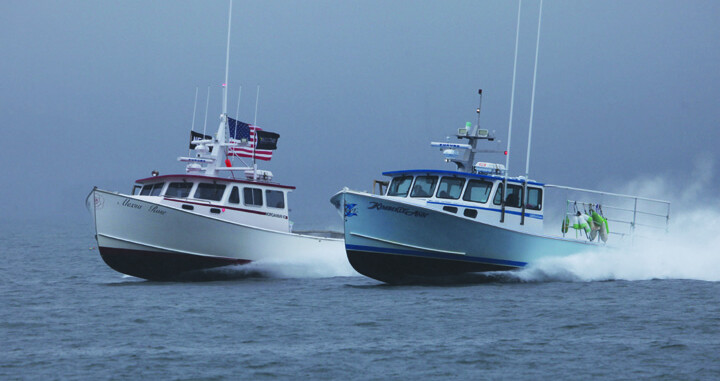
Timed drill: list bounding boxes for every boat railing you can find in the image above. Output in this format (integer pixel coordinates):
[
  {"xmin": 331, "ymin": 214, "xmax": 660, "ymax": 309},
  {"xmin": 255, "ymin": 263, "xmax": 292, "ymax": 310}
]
[{"xmin": 546, "ymin": 184, "xmax": 671, "ymax": 240}]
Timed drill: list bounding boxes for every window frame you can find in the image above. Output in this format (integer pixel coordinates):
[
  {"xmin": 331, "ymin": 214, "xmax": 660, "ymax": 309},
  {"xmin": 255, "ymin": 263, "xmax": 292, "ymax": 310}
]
[
  {"xmin": 462, "ymin": 179, "xmax": 494, "ymax": 204},
  {"xmin": 436, "ymin": 177, "xmax": 466, "ymax": 200},
  {"xmin": 194, "ymin": 183, "xmax": 227, "ymax": 202},
  {"xmin": 228, "ymin": 186, "xmax": 240, "ymax": 204},
  {"xmin": 493, "ymin": 183, "xmax": 523, "ymax": 208},
  {"xmin": 525, "ymin": 186, "xmax": 543, "ymax": 211},
  {"xmin": 165, "ymin": 182, "xmax": 193, "ymax": 198},
  {"xmin": 410, "ymin": 175, "xmax": 439, "ymax": 198},
  {"xmin": 387, "ymin": 176, "xmax": 414, "ymax": 197},
  {"xmin": 265, "ymin": 190, "xmax": 285, "ymax": 209},
  {"xmin": 243, "ymin": 187, "xmax": 263, "ymax": 207}
]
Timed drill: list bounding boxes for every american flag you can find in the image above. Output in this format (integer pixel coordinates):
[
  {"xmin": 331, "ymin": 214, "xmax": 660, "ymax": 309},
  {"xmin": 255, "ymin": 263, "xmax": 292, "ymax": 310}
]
[{"xmin": 227, "ymin": 117, "xmax": 273, "ymax": 161}]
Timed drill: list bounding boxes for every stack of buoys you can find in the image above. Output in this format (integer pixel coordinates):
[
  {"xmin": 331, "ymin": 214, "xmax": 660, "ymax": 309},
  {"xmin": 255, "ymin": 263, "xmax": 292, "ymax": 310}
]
[
  {"xmin": 591, "ymin": 209, "xmax": 609, "ymax": 242},
  {"xmin": 562, "ymin": 208, "xmax": 610, "ymax": 243}
]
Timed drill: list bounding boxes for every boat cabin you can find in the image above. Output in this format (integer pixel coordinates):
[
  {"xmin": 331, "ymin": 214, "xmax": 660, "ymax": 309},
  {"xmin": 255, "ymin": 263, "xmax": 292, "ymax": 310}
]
[
  {"xmin": 381, "ymin": 169, "xmax": 544, "ymax": 232},
  {"xmin": 131, "ymin": 174, "xmax": 295, "ymax": 232}
]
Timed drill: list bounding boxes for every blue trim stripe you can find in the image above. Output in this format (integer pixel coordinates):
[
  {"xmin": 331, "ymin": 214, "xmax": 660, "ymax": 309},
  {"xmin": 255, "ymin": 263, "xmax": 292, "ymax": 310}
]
[
  {"xmin": 427, "ymin": 201, "xmax": 543, "ymax": 220},
  {"xmin": 345, "ymin": 244, "xmax": 527, "ymax": 268}
]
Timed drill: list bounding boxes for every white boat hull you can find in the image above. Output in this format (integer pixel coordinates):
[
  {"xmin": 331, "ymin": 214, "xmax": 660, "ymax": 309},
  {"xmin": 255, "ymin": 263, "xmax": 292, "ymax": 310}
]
[
  {"xmin": 332, "ymin": 189, "xmax": 597, "ymax": 284},
  {"xmin": 88, "ymin": 188, "xmax": 344, "ymax": 280}
]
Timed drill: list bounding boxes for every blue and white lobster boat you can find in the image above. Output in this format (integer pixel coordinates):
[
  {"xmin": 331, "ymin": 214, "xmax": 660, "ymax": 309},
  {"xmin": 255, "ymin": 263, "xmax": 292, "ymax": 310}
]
[{"xmin": 331, "ymin": 90, "xmax": 670, "ymax": 284}]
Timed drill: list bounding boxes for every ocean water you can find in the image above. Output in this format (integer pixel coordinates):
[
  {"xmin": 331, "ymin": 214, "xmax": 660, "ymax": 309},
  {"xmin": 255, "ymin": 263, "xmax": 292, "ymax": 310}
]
[{"xmin": 2, "ymin": 219, "xmax": 720, "ymax": 380}]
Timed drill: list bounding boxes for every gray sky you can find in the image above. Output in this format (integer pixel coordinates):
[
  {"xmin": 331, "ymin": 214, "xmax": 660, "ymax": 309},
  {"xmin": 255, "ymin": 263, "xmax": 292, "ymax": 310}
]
[{"xmin": 2, "ymin": 0, "xmax": 719, "ymax": 228}]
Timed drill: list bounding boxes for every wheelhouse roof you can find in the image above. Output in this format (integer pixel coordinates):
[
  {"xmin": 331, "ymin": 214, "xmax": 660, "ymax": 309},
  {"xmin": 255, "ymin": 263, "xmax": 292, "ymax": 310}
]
[
  {"xmin": 382, "ymin": 169, "xmax": 545, "ymax": 187},
  {"xmin": 135, "ymin": 174, "xmax": 296, "ymax": 190}
]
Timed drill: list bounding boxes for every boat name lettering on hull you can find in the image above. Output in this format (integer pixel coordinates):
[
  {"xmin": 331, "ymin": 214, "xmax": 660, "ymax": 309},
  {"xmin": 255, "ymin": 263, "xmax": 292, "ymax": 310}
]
[
  {"xmin": 122, "ymin": 199, "xmax": 143, "ymax": 210},
  {"xmin": 367, "ymin": 202, "xmax": 428, "ymax": 218},
  {"xmin": 121, "ymin": 199, "xmax": 166, "ymax": 216},
  {"xmin": 148, "ymin": 205, "xmax": 167, "ymax": 215}
]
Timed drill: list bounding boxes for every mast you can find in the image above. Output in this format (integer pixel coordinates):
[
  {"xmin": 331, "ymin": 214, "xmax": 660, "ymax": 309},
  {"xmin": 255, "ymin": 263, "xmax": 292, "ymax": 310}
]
[{"xmin": 205, "ymin": 0, "xmax": 233, "ymax": 176}]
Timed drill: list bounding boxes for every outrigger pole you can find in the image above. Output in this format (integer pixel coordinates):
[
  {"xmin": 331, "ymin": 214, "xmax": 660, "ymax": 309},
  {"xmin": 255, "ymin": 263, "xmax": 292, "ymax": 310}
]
[
  {"xmin": 521, "ymin": 0, "xmax": 543, "ymax": 226},
  {"xmin": 502, "ymin": 0, "xmax": 523, "ymax": 224}
]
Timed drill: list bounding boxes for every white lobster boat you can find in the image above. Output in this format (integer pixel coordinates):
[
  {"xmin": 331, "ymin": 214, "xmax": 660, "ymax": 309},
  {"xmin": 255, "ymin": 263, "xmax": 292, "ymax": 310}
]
[
  {"xmin": 330, "ymin": 91, "xmax": 671, "ymax": 284},
  {"xmin": 86, "ymin": 1, "xmax": 343, "ymax": 280}
]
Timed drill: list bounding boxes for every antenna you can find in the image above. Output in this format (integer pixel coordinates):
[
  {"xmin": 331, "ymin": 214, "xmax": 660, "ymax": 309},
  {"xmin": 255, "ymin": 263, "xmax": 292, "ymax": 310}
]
[
  {"xmin": 254, "ymin": 85, "xmax": 260, "ymax": 125},
  {"xmin": 189, "ymin": 87, "xmax": 199, "ymax": 156},
  {"xmin": 502, "ymin": 0, "xmax": 522, "ymax": 223},
  {"xmin": 202, "ymin": 86, "xmax": 210, "ymax": 136},
  {"xmin": 235, "ymin": 85, "xmax": 242, "ymax": 118},
  {"xmin": 222, "ymin": 0, "xmax": 232, "ymax": 116},
  {"xmin": 476, "ymin": 88, "xmax": 483, "ymax": 130}
]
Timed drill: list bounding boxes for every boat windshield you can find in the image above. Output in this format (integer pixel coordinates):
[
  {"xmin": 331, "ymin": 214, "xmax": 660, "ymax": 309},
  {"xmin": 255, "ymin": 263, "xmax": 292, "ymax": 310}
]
[
  {"xmin": 140, "ymin": 183, "xmax": 164, "ymax": 196},
  {"xmin": 387, "ymin": 176, "xmax": 413, "ymax": 197},
  {"xmin": 410, "ymin": 176, "xmax": 438, "ymax": 198},
  {"xmin": 436, "ymin": 177, "xmax": 465, "ymax": 199}
]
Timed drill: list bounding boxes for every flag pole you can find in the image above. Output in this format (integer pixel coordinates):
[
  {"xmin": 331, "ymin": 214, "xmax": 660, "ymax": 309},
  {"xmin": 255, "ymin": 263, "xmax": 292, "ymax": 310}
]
[{"xmin": 252, "ymin": 85, "xmax": 260, "ymax": 173}]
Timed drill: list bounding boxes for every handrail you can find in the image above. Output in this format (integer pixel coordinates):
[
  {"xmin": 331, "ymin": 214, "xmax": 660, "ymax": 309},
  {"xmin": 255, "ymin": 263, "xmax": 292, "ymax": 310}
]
[{"xmin": 545, "ymin": 184, "xmax": 670, "ymax": 205}]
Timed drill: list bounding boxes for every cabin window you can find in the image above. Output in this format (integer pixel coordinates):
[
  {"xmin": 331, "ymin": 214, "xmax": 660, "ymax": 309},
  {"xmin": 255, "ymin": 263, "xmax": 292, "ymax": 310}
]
[
  {"xmin": 228, "ymin": 186, "xmax": 240, "ymax": 204},
  {"xmin": 165, "ymin": 182, "xmax": 192, "ymax": 198},
  {"xmin": 410, "ymin": 176, "xmax": 438, "ymax": 198},
  {"xmin": 194, "ymin": 183, "xmax": 226, "ymax": 201},
  {"xmin": 387, "ymin": 176, "xmax": 413, "ymax": 197},
  {"xmin": 266, "ymin": 190, "xmax": 285, "ymax": 209},
  {"xmin": 493, "ymin": 183, "xmax": 523, "ymax": 208},
  {"xmin": 463, "ymin": 179, "xmax": 493, "ymax": 203},
  {"xmin": 526, "ymin": 187, "xmax": 543, "ymax": 210},
  {"xmin": 244, "ymin": 187, "xmax": 263, "ymax": 206},
  {"xmin": 436, "ymin": 177, "xmax": 465, "ymax": 199}
]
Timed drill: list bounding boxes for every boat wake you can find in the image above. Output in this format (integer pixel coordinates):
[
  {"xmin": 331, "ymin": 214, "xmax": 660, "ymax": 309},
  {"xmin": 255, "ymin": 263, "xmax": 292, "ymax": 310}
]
[
  {"xmin": 243, "ymin": 251, "xmax": 358, "ymax": 279},
  {"xmin": 512, "ymin": 198, "xmax": 720, "ymax": 283},
  {"xmin": 167, "ymin": 249, "xmax": 358, "ymax": 281}
]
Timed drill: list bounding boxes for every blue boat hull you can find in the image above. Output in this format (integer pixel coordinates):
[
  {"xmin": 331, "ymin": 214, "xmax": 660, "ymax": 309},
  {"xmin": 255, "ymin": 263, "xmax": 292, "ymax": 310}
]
[{"xmin": 333, "ymin": 190, "xmax": 596, "ymax": 284}]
